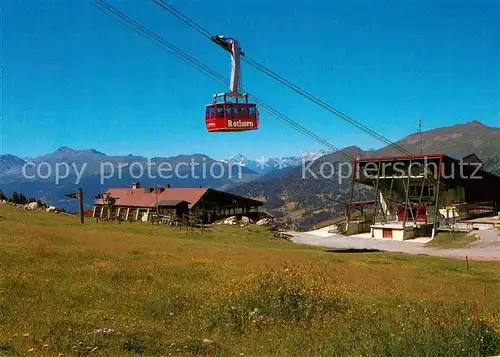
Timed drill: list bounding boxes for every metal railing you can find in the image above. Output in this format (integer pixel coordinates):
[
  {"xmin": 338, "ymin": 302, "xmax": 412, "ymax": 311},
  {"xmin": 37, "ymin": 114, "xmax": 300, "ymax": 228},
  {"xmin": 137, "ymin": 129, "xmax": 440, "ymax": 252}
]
[{"xmin": 150, "ymin": 213, "xmax": 204, "ymax": 235}]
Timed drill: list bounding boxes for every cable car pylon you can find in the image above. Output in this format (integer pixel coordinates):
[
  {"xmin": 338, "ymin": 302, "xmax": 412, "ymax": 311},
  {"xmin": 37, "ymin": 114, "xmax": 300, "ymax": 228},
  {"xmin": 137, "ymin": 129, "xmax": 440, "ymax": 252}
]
[{"xmin": 205, "ymin": 35, "xmax": 259, "ymax": 132}]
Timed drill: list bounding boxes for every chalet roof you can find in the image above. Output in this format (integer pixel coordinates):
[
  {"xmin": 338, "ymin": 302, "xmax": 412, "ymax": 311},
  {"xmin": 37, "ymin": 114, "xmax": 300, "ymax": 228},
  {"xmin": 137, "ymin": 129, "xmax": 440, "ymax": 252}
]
[
  {"xmin": 94, "ymin": 188, "xmax": 208, "ymax": 208},
  {"xmin": 94, "ymin": 187, "xmax": 263, "ymax": 209},
  {"xmin": 156, "ymin": 200, "xmax": 189, "ymax": 207}
]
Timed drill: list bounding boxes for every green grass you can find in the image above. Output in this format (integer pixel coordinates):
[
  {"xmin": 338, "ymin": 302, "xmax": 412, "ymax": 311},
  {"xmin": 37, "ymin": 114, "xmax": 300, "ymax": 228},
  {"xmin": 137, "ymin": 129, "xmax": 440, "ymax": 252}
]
[
  {"xmin": 426, "ymin": 232, "xmax": 478, "ymax": 249},
  {"xmin": 0, "ymin": 204, "xmax": 499, "ymax": 356}
]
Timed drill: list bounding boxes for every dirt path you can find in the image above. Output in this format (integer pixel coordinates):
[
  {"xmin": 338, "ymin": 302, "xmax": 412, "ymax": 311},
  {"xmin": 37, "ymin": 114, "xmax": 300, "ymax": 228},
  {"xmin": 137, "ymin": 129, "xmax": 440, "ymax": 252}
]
[{"xmin": 287, "ymin": 228, "xmax": 500, "ymax": 261}]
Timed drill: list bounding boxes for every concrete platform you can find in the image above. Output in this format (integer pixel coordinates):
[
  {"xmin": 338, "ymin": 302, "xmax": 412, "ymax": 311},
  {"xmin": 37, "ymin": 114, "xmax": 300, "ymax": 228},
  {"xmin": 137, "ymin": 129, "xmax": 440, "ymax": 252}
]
[
  {"xmin": 287, "ymin": 228, "xmax": 500, "ymax": 260},
  {"xmin": 457, "ymin": 216, "xmax": 500, "ymax": 230}
]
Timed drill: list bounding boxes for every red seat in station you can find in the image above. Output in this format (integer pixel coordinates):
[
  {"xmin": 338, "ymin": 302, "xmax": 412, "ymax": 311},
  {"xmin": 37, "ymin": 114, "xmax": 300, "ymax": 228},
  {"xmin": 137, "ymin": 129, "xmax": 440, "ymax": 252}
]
[{"xmin": 205, "ymin": 102, "xmax": 259, "ymax": 132}]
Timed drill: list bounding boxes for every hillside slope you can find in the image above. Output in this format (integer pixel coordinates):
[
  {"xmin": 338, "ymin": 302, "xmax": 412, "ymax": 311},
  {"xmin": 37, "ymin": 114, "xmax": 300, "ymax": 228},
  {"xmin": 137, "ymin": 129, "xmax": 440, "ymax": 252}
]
[
  {"xmin": 0, "ymin": 204, "xmax": 499, "ymax": 356},
  {"xmin": 375, "ymin": 121, "xmax": 500, "ymax": 160}
]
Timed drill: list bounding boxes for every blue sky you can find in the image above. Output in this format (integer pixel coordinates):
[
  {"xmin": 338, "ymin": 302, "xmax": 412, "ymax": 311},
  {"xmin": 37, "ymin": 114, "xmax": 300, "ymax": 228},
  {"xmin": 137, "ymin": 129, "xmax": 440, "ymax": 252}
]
[{"xmin": 1, "ymin": 0, "xmax": 499, "ymax": 160}]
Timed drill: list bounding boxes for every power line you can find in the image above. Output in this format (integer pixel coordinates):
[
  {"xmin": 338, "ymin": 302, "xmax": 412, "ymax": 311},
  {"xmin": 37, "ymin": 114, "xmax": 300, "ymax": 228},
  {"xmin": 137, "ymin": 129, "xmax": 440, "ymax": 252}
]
[
  {"xmin": 90, "ymin": 0, "xmax": 354, "ymax": 162},
  {"xmin": 152, "ymin": 0, "xmax": 414, "ymax": 157},
  {"xmin": 152, "ymin": 0, "xmax": 212, "ymax": 40},
  {"xmin": 242, "ymin": 56, "xmax": 414, "ymax": 156}
]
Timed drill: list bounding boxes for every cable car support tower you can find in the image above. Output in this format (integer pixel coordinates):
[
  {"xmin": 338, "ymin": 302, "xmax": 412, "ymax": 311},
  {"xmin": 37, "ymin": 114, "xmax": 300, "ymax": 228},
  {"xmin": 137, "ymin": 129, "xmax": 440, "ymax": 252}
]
[{"xmin": 212, "ymin": 35, "xmax": 248, "ymax": 104}]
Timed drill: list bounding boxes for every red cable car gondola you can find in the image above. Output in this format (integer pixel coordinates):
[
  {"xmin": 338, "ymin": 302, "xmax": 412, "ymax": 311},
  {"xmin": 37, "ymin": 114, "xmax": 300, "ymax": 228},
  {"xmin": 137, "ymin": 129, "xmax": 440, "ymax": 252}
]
[
  {"xmin": 205, "ymin": 35, "xmax": 259, "ymax": 132},
  {"xmin": 205, "ymin": 96, "xmax": 258, "ymax": 132}
]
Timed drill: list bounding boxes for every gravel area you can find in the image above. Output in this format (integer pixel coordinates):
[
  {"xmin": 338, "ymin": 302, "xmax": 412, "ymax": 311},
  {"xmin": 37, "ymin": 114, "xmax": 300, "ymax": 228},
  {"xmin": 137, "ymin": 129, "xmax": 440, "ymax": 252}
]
[{"xmin": 287, "ymin": 228, "xmax": 500, "ymax": 261}]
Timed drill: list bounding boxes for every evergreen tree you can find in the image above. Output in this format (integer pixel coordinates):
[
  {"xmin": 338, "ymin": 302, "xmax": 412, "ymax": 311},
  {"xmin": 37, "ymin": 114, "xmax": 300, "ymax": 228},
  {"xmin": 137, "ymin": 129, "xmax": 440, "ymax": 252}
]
[
  {"xmin": 10, "ymin": 192, "xmax": 20, "ymax": 204},
  {"xmin": 103, "ymin": 193, "xmax": 117, "ymax": 220},
  {"xmin": 18, "ymin": 194, "xmax": 28, "ymax": 205},
  {"xmin": 0, "ymin": 189, "xmax": 6, "ymax": 201}
]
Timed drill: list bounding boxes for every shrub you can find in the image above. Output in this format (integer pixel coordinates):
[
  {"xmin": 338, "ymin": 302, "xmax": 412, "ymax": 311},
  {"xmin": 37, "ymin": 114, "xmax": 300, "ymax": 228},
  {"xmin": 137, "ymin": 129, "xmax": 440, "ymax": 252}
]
[
  {"xmin": 122, "ymin": 335, "xmax": 146, "ymax": 354},
  {"xmin": 204, "ymin": 263, "xmax": 346, "ymax": 335}
]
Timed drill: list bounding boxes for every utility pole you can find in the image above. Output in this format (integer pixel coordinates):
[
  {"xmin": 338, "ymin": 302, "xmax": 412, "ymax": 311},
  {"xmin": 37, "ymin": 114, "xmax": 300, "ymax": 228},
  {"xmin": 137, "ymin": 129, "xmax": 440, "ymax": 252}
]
[
  {"xmin": 418, "ymin": 115, "xmax": 423, "ymax": 155},
  {"xmin": 78, "ymin": 187, "xmax": 84, "ymax": 224},
  {"xmin": 65, "ymin": 187, "xmax": 85, "ymax": 224},
  {"xmin": 155, "ymin": 185, "xmax": 159, "ymax": 218}
]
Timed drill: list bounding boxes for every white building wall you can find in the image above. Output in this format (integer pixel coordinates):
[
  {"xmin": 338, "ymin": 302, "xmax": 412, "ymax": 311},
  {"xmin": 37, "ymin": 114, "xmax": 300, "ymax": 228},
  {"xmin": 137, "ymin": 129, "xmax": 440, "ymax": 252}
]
[{"xmin": 370, "ymin": 226, "xmax": 415, "ymax": 241}]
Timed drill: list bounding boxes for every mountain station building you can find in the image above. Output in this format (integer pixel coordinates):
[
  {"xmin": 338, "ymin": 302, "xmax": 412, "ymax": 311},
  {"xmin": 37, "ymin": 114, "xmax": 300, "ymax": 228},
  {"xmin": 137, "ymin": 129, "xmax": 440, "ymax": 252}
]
[
  {"xmin": 348, "ymin": 153, "xmax": 500, "ymax": 240},
  {"xmin": 93, "ymin": 183, "xmax": 263, "ymax": 223}
]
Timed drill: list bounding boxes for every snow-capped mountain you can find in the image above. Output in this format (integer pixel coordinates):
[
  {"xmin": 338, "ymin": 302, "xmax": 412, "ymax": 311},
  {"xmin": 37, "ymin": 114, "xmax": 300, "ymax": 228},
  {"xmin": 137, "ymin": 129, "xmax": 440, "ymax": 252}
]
[
  {"xmin": 220, "ymin": 154, "xmax": 262, "ymax": 172},
  {"xmin": 297, "ymin": 151, "xmax": 324, "ymax": 161},
  {"xmin": 222, "ymin": 152, "xmax": 324, "ymax": 174},
  {"xmin": 222, "ymin": 153, "xmax": 248, "ymax": 166}
]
